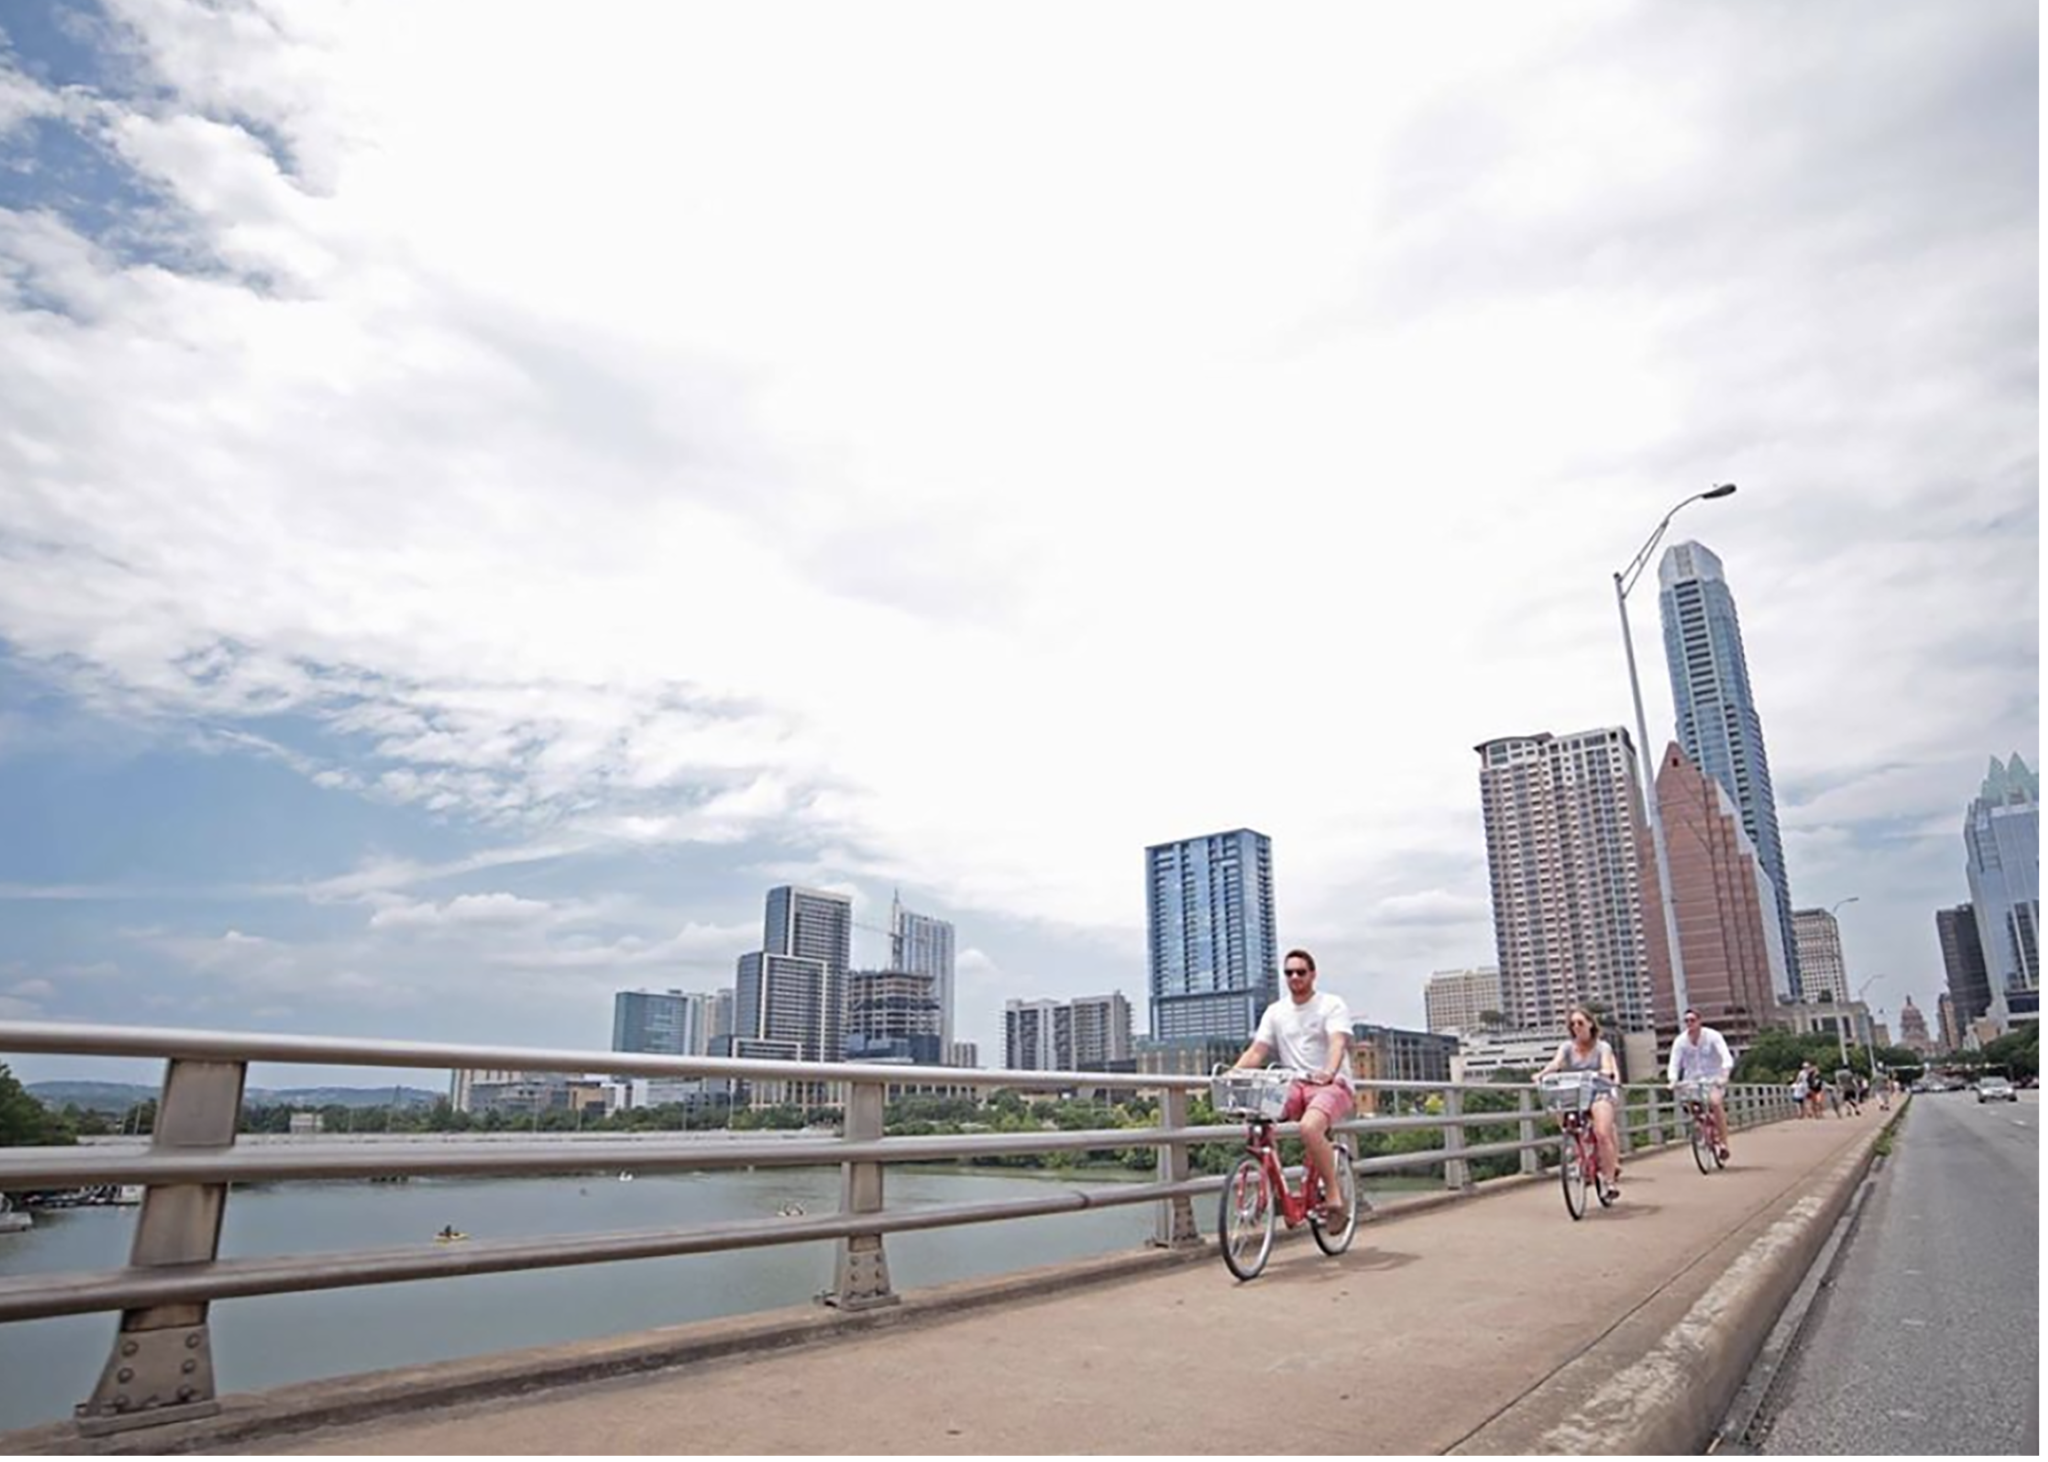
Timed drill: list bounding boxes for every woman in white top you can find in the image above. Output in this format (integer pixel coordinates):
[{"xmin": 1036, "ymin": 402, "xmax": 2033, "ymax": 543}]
[{"xmin": 1536, "ymin": 1006, "xmax": 1623, "ymax": 1200}]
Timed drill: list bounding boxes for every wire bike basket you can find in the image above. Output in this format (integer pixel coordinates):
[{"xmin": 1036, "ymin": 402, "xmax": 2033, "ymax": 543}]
[
  {"xmin": 1672, "ymin": 1078, "xmax": 1714, "ymax": 1108},
  {"xmin": 1210, "ymin": 1067, "xmax": 1297, "ymax": 1120},
  {"xmin": 1537, "ymin": 1072, "xmax": 1608, "ymax": 1115}
]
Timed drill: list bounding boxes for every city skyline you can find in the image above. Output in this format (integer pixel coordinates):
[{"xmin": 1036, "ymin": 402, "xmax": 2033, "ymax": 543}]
[{"xmin": 0, "ymin": 3, "xmax": 2034, "ymax": 1086}]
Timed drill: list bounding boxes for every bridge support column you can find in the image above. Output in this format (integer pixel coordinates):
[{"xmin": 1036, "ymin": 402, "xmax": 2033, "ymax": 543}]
[
  {"xmin": 827, "ymin": 1079, "xmax": 898, "ymax": 1312},
  {"xmin": 1151, "ymin": 1088, "xmax": 1200, "ymax": 1248},
  {"xmin": 1442, "ymin": 1089, "xmax": 1469, "ymax": 1191},
  {"xmin": 1517, "ymin": 1088, "xmax": 1538, "ymax": 1175},
  {"xmin": 76, "ymin": 1057, "xmax": 244, "ymax": 1437}
]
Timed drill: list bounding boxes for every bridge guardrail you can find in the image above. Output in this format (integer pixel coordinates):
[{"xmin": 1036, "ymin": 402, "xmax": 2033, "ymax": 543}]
[{"xmin": 0, "ymin": 1020, "xmax": 1796, "ymax": 1437}]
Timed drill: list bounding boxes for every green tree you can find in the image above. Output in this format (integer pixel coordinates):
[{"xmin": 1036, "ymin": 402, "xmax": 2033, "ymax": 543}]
[{"xmin": 0, "ymin": 1064, "xmax": 77, "ymax": 1146}]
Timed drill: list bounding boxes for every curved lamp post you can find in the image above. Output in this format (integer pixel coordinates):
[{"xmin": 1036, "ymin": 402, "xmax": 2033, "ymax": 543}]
[
  {"xmin": 1829, "ymin": 897, "xmax": 1861, "ymax": 1068},
  {"xmin": 1614, "ymin": 483, "xmax": 1738, "ymax": 1033}
]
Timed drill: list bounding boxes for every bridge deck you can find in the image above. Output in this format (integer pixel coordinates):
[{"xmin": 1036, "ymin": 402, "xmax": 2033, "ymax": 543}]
[{"xmin": 217, "ymin": 1109, "xmax": 1889, "ymax": 1456}]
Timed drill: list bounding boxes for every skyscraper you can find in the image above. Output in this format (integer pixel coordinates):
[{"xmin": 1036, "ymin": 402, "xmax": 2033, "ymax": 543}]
[
  {"xmin": 1639, "ymin": 744, "xmax": 1789, "ymax": 1044},
  {"xmin": 727, "ymin": 886, "xmax": 854, "ymax": 1063},
  {"xmin": 1004, "ymin": 998, "xmax": 1063, "ymax": 1071},
  {"xmin": 612, "ymin": 989, "xmax": 711, "ymax": 1057},
  {"xmin": 1657, "ymin": 541, "xmax": 1800, "ymax": 994},
  {"xmin": 1144, "ymin": 828, "xmax": 1278, "ymax": 1041},
  {"xmin": 1423, "ymin": 966, "xmax": 1504, "ymax": 1035},
  {"xmin": 1936, "ymin": 902, "xmax": 1993, "ymax": 1028},
  {"xmin": 1790, "ymin": 909, "xmax": 1850, "ymax": 1003},
  {"xmin": 1068, "ymin": 993, "xmax": 1134, "ymax": 1069},
  {"xmin": 843, "ymin": 968, "xmax": 943, "ymax": 1065},
  {"xmin": 1476, "ymin": 728, "xmax": 1655, "ymax": 1036},
  {"xmin": 1965, "ymin": 754, "xmax": 2040, "ymax": 1026},
  {"xmin": 890, "ymin": 893, "xmax": 957, "ymax": 1048}
]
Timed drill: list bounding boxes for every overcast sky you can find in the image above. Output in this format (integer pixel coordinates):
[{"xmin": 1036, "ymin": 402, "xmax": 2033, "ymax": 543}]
[{"xmin": 0, "ymin": 0, "xmax": 2036, "ymax": 1089}]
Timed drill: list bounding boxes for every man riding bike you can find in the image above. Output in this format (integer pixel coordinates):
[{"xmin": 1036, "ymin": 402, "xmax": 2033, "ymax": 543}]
[
  {"xmin": 1667, "ymin": 1007, "xmax": 1732, "ymax": 1163},
  {"xmin": 1230, "ymin": 949, "xmax": 1355, "ymax": 1235}
]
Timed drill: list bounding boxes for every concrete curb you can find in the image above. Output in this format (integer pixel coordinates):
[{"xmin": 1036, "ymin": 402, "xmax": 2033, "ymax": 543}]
[{"xmin": 1449, "ymin": 1102, "xmax": 1901, "ymax": 1456}]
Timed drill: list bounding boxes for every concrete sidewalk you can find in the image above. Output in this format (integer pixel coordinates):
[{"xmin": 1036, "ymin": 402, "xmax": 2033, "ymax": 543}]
[
  {"xmin": 12, "ymin": 1107, "xmax": 1894, "ymax": 1456},
  {"xmin": 265, "ymin": 1110, "xmax": 1890, "ymax": 1456}
]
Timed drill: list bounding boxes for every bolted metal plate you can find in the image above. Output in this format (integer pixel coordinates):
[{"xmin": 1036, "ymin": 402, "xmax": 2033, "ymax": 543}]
[
  {"xmin": 827, "ymin": 1238, "xmax": 899, "ymax": 1311},
  {"xmin": 75, "ymin": 1323, "xmax": 220, "ymax": 1436}
]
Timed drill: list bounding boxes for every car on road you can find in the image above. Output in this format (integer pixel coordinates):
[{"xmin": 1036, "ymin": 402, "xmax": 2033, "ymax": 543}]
[{"xmin": 1975, "ymin": 1077, "xmax": 2017, "ymax": 1103}]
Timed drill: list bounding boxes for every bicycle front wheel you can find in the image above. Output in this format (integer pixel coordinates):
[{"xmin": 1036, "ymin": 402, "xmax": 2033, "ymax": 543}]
[
  {"xmin": 1219, "ymin": 1157, "xmax": 1277, "ymax": 1280},
  {"xmin": 1560, "ymin": 1136, "xmax": 1588, "ymax": 1220},
  {"xmin": 1311, "ymin": 1140, "xmax": 1358, "ymax": 1256},
  {"xmin": 1691, "ymin": 1112, "xmax": 1713, "ymax": 1174}
]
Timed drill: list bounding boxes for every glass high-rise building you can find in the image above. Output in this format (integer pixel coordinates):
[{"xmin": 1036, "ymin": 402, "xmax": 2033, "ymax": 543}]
[
  {"xmin": 890, "ymin": 893, "xmax": 956, "ymax": 1048},
  {"xmin": 729, "ymin": 885, "xmax": 854, "ymax": 1062},
  {"xmin": 1145, "ymin": 828, "xmax": 1278, "ymax": 1041},
  {"xmin": 1937, "ymin": 901, "xmax": 1993, "ymax": 1029},
  {"xmin": 1965, "ymin": 754, "xmax": 2039, "ymax": 1026},
  {"xmin": 1658, "ymin": 541, "xmax": 1800, "ymax": 994},
  {"xmin": 612, "ymin": 988, "xmax": 710, "ymax": 1057}
]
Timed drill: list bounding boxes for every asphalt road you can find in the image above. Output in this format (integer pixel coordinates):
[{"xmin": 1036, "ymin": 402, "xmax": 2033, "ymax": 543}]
[{"xmin": 1754, "ymin": 1090, "xmax": 2038, "ymax": 1455}]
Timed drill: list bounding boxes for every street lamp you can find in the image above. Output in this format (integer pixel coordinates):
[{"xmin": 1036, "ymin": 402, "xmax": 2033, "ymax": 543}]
[
  {"xmin": 1615, "ymin": 483, "xmax": 1738, "ymax": 1034},
  {"xmin": 1828, "ymin": 897, "xmax": 1861, "ymax": 1069}
]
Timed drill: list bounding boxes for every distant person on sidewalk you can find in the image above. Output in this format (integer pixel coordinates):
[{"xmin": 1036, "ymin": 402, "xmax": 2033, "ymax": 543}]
[
  {"xmin": 1667, "ymin": 1008, "xmax": 1733, "ymax": 1162},
  {"xmin": 1537, "ymin": 1007, "xmax": 1623, "ymax": 1202},
  {"xmin": 1231, "ymin": 948, "xmax": 1354, "ymax": 1234}
]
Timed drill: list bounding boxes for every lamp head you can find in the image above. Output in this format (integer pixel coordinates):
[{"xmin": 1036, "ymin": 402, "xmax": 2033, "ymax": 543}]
[{"xmin": 1703, "ymin": 483, "xmax": 1737, "ymax": 500}]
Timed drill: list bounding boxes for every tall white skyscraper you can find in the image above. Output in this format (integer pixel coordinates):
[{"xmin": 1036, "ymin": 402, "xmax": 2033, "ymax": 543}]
[
  {"xmin": 890, "ymin": 892, "xmax": 957, "ymax": 1048},
  {"xmin": 1476, "ymin": 728, "xmax": 1655, "ymax": 1036}
]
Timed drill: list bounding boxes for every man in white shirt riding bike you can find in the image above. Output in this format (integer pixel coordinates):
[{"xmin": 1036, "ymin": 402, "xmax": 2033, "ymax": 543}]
[
  {"xmin": 1231, "ymin": 948, "xmax": 1355, "ymax": 1234},
  {"xmin": 1667, "ymin": 1007, "xmax": 1733, "ymax": 1162}
]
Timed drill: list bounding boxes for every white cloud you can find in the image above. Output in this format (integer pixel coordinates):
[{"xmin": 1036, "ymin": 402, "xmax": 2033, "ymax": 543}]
[{"xmin": 0, "ymin": 1, "xmax": 2034, "ymax": 1047}]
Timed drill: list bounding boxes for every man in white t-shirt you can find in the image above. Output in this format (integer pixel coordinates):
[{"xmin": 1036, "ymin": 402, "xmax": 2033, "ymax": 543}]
[
  {"xmin": 1667, "ymin": 1007, "xmax": 1733, "ymax": 1161},
  {"xmin": 1232, "ymin": 948, "xmax": 1354, "ymax": 1231}
]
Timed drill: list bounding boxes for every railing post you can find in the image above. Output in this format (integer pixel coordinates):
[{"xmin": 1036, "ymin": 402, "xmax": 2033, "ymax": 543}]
[
  {"xmin": 76, "ymin": 1057, "xmax": 244, "ymax": 1436},
  {"xmin": 1646, "ymin": 1086, "xmax": 1664, "ymax": 1147},
  {"xmin": 1442, "ymin": 1088, "xmax": 1469, "ymax": 1191},
  {"xmin": 1152, "ymin": 1087, "xmax": 1200, "ymax": 1248},
  {"xmin": 827, "ymin": 1077, "xmax": 897, "ymax": 1311},
  {"xmin": 1517, "ymin": 1087, "xmax": 1538, "ymax": 1175}
]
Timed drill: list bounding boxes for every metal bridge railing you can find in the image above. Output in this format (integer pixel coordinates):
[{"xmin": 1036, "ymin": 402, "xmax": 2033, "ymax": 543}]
[{"xmin": 0, "ymin": 1020, "xmax": 1797, "ymax": 1437}]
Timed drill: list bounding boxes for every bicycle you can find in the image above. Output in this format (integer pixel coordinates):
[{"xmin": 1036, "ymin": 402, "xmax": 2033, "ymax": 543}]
[
  {"xmin": 1672, "ymin": 1078, "xmax": 1727, "ymax": 1173},
  {"xmin": 1537, "ymin": 1072, "xmax": 1618, "ymax": 1221},
  {"xmin": 1210, "ymin": 1067, "xmax": 1358, "ymax": 1281}
]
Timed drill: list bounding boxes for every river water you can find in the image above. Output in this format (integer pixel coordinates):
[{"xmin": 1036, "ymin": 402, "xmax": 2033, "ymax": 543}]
[{"xmin": 0, "ymin": 1167, "xmax": 1164, "ymax": 1432}]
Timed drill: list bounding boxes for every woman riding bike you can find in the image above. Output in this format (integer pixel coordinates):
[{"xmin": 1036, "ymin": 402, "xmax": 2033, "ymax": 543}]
[{"xmin": 1536, "ymin": 1006, "xmax": 1623, "ymax": 1202}]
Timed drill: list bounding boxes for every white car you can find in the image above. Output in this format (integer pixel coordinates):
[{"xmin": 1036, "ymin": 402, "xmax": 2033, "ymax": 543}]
[{"xmin": 1976, "ymin": 1077, "xmax": 2017, "ymax": 1104}]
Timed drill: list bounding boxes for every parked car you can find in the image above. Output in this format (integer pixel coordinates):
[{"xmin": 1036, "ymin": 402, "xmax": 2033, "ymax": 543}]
[{"xmin": 1976, "ymin": 1077, "xmax": 2017, "ymax": 1103}]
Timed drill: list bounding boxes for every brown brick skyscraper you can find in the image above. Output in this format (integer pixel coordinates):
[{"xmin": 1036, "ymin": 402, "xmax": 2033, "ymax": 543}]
[{"xmin": 1637, "ymin": 743, "xmax": 1789, "ymax": 1045}]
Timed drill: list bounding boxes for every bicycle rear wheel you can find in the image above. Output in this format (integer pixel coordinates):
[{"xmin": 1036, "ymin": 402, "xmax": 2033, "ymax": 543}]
[
  {"xmin": 1560, "ymin": 1135, "xmax": 1588, "ymax": 1220},
  {"xmin": 1691, "ymin": 1111, "xmax": 1713, "ymax": 1174},
  {"xmin": 1311, "ymin": 1140, "xmax": 1358, "ymax": 1256},
  {"xmin": 1219, "ymin": 1156, "xmax": 1276, "ymax": 1280}
]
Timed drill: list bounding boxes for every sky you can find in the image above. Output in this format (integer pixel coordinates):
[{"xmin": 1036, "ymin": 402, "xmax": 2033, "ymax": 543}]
[{"xmin": 0, "ymin": 0, "xmax": 2037, "ymax": 1091}]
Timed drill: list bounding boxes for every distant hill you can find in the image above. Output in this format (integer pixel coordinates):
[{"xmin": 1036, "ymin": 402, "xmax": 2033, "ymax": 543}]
[{"xmin": 29, "ymin": 1081, "xmax": 443, "ymax": 1113}]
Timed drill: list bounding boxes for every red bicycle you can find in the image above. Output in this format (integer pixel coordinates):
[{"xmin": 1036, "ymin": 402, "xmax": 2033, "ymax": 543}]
[
  {"xmin": 1211, "ymin": 1067, "xmax": 1358, "ymax": 1280},
  {"xmin": 1539, "ymin": 1073, "xmax": 1618, "ymax": 1221},
  {"xmin": 1674, "ymin": 1078, "xmax": 1728, "ymax": 1173}
]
